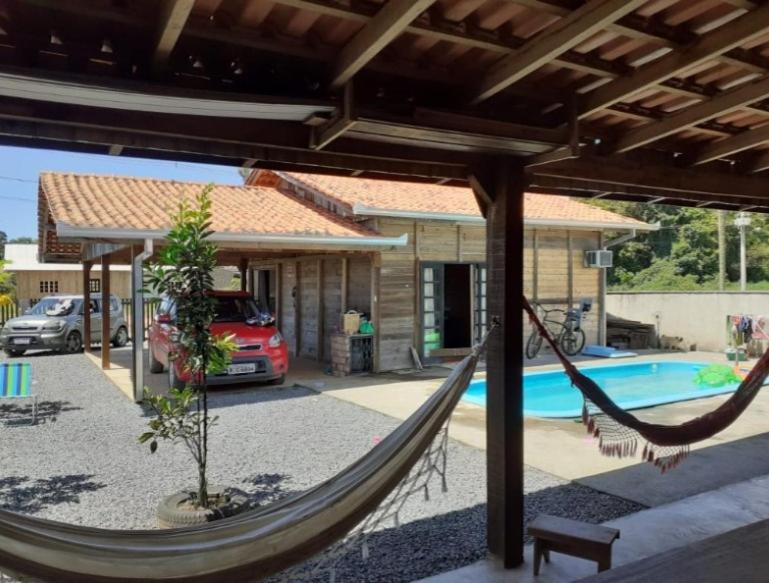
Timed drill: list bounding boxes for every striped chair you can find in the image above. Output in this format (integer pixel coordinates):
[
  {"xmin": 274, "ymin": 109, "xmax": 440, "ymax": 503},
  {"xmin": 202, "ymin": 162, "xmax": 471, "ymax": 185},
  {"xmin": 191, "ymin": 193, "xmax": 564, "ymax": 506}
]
[{"xmin": 0, "ymin": 362, "xmax": 36, "ymax": 424}]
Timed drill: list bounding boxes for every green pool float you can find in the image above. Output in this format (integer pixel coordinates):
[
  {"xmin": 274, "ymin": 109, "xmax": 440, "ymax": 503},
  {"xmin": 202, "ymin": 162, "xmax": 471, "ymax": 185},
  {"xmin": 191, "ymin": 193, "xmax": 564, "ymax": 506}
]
[{"xmin": 694, "ymin": 364, "xmax": 743, "ymax": 388}]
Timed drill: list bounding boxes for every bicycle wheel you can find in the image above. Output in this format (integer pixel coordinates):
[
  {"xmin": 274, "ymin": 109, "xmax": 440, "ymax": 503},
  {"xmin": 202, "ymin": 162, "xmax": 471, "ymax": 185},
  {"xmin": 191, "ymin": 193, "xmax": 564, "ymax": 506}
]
[
  {"xmin": 560, "ymin": 328, "xmax": 586, "ymax": 356},
  {"xmin": 525, "ymin": 329, "xmax": 543, "ymax": 359}
]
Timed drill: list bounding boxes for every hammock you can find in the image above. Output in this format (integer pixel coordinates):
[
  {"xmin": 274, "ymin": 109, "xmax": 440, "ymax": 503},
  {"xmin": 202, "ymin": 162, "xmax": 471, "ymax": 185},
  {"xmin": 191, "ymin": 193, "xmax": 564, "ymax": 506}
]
[
  {"xmin": 0, "ymin": 339, "xmax": 487, "ymax": 583},
  {"xmin": 523, "ymin": 296, "xmax": 769, "ymax": 471}
]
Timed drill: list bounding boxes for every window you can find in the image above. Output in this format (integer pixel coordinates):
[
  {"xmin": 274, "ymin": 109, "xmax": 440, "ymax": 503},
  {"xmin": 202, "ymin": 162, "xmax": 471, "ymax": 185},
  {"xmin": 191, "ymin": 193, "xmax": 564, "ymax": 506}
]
[
  {"xmin": 39, "ymin": 280, "xmax": 59, "ymax": 294},
  {"xmin": 89, "ymin": 279, "xmax": 101, "ymax": 293}
]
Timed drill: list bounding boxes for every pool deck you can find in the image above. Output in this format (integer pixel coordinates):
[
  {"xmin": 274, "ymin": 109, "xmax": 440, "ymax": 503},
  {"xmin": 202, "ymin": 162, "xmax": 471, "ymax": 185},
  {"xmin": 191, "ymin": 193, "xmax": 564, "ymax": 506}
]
[{"xmin": 310, "ymin": 349, "xmax": 769, "ymax": 505}]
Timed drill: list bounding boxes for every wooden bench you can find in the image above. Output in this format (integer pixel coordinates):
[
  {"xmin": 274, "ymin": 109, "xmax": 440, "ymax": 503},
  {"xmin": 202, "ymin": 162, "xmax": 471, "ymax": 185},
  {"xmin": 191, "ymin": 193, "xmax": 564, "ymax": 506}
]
[{"xmin": 528, "ymin": 515, "xmax": 620, "ymax": 575}]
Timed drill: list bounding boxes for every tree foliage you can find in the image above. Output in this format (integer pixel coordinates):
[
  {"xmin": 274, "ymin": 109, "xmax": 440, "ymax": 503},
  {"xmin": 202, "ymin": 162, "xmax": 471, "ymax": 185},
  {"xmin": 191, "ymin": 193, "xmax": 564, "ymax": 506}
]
[
  {"xmin": 589, "ymin": 200, "xmax": 769, "ymax": 291},
  {"xmin": 140, "ymin": 185, "xmax": 236, "ymax": 509}
]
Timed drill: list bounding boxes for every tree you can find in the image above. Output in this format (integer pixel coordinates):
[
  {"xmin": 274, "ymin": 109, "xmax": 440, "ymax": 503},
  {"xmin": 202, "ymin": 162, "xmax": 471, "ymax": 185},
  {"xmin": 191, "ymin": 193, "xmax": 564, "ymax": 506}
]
[
  {"xmin": 0, "ymin": 259, "xmax": 13, "ymax": 306},
  {"xmin": 0, "ymin": 230, "xmax": 6, "ymax": 259},
  {"xmin": 9, "ymin": 236, "xmax": 37, "ymax": 244},
  {"xmin": 140, "ymin": 186, "xmax": 237, "ymax": 509}
]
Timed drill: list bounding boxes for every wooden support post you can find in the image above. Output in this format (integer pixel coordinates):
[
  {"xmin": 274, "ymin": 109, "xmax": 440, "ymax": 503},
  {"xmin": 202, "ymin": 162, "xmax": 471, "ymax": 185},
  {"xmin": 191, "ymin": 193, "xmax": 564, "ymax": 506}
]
[
  {"xmin": 317, "ymin": 259, "xmax": 324, "ymax": 362},
  {"xmin": 295, "ymin": 261, "xmax": 302, "ymax": 357},
  {"xmin": 240, "ymin": 258, "xmax": 248, "ymax": 292},
  {"xmin": 82, "ymin": 260, "xmax": 92, "ymax": 353},
  {"xmin": 566, "ymin": 231, "xmax": 574, "ymax": 310},
  {"xmin": 474, "ymin": 161, "xmax": 526, "ymax": 568},
  {"xmin": 101, "ymin": 254, "xmax": 111, "ymax": 370},
  {"xmin": 340, "ymin": 257, "xmax": 349, "ymax": 314}
]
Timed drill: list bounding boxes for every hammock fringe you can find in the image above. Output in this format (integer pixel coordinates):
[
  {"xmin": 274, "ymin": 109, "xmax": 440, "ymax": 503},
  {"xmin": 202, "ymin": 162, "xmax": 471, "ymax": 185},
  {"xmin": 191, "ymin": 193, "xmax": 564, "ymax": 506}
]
[{"xmin": 524, "ymin": 295, "xmax": 769, "ymax": 473}]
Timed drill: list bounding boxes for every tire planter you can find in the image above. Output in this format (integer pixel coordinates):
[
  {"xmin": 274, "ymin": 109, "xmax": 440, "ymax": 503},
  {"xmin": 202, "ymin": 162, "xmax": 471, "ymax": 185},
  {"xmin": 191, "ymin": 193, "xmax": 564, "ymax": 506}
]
[{"xmin": 157, "ymin": 486, "xmax": 248, "ymax": 528}]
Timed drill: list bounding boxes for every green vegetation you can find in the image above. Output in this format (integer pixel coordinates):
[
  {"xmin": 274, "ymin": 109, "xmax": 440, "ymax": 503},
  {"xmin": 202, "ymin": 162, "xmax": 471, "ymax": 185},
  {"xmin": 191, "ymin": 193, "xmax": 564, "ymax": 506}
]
[
  {"xmin": 140, "ymin": 186, "xmax": 237, "ymax": 510},
  {"xmin": 590, "ymin": 201, "xmax": 769, "ymax": 291}
]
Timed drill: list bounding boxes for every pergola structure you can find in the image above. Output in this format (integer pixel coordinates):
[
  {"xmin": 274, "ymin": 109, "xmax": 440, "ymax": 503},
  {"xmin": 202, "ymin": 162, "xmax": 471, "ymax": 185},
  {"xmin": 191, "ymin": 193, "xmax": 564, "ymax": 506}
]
[{"xmin": 6, "ymin": 0, "xmax": 769, "ymax": 571}]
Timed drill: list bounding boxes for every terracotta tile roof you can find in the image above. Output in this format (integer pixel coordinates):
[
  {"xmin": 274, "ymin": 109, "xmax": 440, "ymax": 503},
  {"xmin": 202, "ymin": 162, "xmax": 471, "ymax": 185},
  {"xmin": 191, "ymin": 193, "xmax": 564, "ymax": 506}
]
[
  {"xmin": 39, "ymin": 172, "xmax": 377, "ymax": 238},
  {"xmin": 276, "ymin": 172, "xmax": 651, "ymax": 228}
]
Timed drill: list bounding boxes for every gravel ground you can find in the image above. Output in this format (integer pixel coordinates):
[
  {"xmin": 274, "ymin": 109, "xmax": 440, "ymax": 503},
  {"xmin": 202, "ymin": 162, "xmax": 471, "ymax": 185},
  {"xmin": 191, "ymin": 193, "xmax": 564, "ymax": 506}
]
[{"xmin": 0, "ymin": 350, "xmax": 644, "ymax": 582}]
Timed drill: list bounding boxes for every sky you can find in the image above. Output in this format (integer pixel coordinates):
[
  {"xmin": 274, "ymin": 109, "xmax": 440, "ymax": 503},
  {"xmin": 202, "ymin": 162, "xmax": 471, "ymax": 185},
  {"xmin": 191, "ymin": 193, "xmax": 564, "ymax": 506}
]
[{"xmin": 0, "ymin": 145, "xmax": 243, "ymax": 239}]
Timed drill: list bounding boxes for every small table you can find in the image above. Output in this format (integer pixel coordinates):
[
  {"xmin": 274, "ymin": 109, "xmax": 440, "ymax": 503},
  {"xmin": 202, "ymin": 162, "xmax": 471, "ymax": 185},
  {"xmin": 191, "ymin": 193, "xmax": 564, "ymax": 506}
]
[{"xmin": 528, "ymin": 515, "xmax": 620, "ymax": 575}]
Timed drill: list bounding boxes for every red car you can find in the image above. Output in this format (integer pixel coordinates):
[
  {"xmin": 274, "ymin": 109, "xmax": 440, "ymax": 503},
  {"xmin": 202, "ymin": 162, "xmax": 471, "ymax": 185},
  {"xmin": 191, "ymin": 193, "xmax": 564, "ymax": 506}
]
[{"xmin": 148, "ymin": 291, "xmax": 288, "ymax": 389}]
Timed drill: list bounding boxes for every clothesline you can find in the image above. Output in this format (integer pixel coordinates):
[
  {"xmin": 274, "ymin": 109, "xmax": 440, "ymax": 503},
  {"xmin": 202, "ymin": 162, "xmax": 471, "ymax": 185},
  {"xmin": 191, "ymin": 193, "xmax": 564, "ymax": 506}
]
[{"xmin": 728, "ymin": 314, "xmax": 769, "ymax": 343}]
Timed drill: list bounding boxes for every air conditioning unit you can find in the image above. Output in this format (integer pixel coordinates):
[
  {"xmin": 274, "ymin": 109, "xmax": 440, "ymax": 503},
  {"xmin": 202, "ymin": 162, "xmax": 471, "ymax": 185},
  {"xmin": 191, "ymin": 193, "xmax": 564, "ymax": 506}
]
[{"xmin": 584, "ymin": 249, "xmax": 613, "ymax": 268}]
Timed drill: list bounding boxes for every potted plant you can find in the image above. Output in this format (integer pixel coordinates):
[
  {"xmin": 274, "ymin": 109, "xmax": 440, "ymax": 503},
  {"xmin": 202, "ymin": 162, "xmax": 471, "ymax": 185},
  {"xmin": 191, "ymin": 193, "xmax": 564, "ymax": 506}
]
[{"xmin": 140, "ymin": 185, "xmax": 244, "ymax": 528}]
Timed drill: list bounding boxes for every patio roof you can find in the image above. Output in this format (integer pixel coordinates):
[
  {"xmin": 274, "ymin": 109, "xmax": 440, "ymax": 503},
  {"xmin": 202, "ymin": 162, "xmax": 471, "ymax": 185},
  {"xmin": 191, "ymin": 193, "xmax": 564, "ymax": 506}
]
[
  {"xmin": 0, "ymin": 2, "xmax": 769, "ymax": 209},
  {"xmin": 37, "ymin": 172, "xmax": 407, "ymax": 262}
]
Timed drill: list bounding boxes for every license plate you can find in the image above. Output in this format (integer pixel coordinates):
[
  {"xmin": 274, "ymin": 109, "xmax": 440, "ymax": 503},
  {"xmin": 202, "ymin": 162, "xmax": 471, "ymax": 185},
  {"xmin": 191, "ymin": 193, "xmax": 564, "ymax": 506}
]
[
  {"xmin": 227, "ymin": 363, "xmax": 257, "ymax": 375},
  {"xmin": 12, "ymin": 338, "xmax": 31, "ymax": 345}
]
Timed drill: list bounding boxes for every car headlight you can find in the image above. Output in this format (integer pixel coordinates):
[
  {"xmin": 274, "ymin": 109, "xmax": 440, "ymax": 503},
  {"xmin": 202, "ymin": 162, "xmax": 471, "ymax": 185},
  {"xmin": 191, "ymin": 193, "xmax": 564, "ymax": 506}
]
[
  {"xmin": 268, "ymin": 331, "xmax": 284, "ymax": 348},
  {"xmin": 42, "ymin": 321, "xmax": 65, "ymax": 331}
]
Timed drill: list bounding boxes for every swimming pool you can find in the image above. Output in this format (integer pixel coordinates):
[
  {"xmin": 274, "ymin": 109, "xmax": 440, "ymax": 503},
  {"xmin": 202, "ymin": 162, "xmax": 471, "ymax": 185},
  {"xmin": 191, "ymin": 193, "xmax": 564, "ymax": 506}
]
[{"xmin": 463, "ymin": 361, "xmax": 751, "ymax": 418}]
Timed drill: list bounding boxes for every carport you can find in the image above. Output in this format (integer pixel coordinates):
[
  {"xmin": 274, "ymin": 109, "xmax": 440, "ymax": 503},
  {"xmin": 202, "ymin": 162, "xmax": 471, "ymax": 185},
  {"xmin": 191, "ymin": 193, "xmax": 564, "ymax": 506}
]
[
  {"xmin": 36, "ymin": 172, "xmax": 408, "ymax": 402},
  {"xmin": 7, "ymin": 0, "xmax": 769, "ymax": 572}
]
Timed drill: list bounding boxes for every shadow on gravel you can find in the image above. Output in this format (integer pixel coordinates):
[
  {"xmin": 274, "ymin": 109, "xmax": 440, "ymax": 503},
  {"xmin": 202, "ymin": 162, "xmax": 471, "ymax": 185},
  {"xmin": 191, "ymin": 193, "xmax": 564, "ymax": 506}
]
[
  {"xmin": 140, "ymin": 386, "xmax": 312, "ymax": 417},
  {"xmin": 0, "ymin": 474, "xmax": 107, "ymax": 514},
  {"xmin": 269, "ymin": 482, "xmax": 645, "ymax": 583},
  {"xmin": 227, "ymin": 473, "xmax": 296, "ymax": 509},
  {"xmin": 0, "ymin": 400, "xmax": 80, "ymax": 426}
]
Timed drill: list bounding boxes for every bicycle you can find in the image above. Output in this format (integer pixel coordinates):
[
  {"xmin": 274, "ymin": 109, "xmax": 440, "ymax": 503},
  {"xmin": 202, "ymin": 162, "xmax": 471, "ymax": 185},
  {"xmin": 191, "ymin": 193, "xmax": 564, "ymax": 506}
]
[{"xmin": 525, "ymin": 301, "xmax": 586, "ymax": 359}]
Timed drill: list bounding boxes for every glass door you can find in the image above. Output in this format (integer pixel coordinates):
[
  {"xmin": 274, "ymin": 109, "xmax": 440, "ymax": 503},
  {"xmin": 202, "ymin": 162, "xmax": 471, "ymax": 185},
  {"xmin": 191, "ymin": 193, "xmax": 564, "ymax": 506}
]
[
  {"xmin": 473, "ymin": 264, "xmax": 487, "ymax": 343},
  {"xmin": 421, "ymin": 264, "xmax": 444, "ymax": 358}
]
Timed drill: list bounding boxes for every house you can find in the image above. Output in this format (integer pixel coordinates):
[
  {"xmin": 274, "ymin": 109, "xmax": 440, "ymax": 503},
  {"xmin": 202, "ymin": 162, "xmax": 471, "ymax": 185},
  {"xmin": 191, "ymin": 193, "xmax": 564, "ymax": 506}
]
[
  {"xmin": 245, "ymin": 171, "xmax": 656, "ymax": 371},
  {"xmin": 4, "ymin": 243, "xmax": 131, "ymax": 309},
  {"xmin": 36, "ymin": 171, "xmax": 655, "ymax": 375}
]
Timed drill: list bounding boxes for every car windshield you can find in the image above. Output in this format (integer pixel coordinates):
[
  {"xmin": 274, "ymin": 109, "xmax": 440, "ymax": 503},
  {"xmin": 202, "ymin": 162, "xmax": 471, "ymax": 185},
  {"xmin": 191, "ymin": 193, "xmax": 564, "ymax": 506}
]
[
  {"xmin": 212, "ymin": 297, "xmax": 264, "ymax": 323},
  {"xmin": 29, "ymin": 298, "xmax": 80, "ymax": 317}
]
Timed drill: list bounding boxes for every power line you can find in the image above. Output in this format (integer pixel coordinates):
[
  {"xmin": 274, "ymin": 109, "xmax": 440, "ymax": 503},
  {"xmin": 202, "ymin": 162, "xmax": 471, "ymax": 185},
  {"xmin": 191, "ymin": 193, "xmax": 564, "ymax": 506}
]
[
  {"xmin": 0, "ymin": 195, "xmax": 35, "ymax": 202},
  {"xmin": 0, "ymin": 175, "xmax": 37, "ymax": 184}
]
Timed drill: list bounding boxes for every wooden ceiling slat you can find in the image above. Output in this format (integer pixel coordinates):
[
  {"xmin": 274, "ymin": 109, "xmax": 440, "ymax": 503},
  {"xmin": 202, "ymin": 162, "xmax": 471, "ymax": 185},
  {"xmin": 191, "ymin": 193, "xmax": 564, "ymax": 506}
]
[
  {"xmin": 614, "ymin": 75, "xmax": 769, "ymax": 152},
  {"xmin": 691, "ymin": 122, "xmax": 769, "ymax": 164},
  {"xmin": 580, "ymin": 3, "xmax": 769, "ymax": 118},
  {"xmin": 469, "ymin": 0, "xmax": 645, "ymax": 104},
  {"xmin": 153, "ymin": 0, "xmax": 196, "ymax": 72},
  {"xmin": 329, "ymin": 0, "xmax": 437, "ymax": 89}
]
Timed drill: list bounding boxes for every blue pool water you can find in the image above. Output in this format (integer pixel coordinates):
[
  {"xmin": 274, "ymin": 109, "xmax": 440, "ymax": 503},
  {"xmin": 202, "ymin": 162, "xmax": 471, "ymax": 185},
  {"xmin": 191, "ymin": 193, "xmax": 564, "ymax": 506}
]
[{"xmin": 463, "ymin": 361, "xmax": 750, "ymax": 418}]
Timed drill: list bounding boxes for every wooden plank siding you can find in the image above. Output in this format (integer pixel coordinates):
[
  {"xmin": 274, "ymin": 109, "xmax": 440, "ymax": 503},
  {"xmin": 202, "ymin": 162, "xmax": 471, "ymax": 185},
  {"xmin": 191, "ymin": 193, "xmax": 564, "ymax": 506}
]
[
  {"xmin": 300, "ymin": 260, "xmax": 319, "ymax": 359},
  {"xmin": 253, "ymin": 224, "xmax": 603, "ymax": 372},
  {"xmin": 13, "ymin": 271, "xmax": 131, "ymax": 306},
  {"xmin": 373, "ymin": 218, "xmax": 604, "ymax": 371},
  {"xmin": 280, "ymin": 261, "xmax": 298, "ymax": 356}
]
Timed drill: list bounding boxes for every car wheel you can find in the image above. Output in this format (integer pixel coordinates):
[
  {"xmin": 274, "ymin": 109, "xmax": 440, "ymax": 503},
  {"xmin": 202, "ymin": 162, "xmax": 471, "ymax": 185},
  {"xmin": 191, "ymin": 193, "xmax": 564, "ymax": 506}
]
[
  {"xmin": 4, "ymin": 349, "xmax": 25, "ymax": 357},
  {"xmin": 112, "ymin": 326, "xmax": 129, "ymax": 347},
  {"xmin": 64, "ymin": 331, "xmax": 83, "ymax": 354},
  {"xmin": 269, "ymin": 374, "xmax": 286, "ymax": 386},
  {"xmin": 149, "ymin": 341, "xmax": 164, "ymax": 373},
  {"xmin": 168, "ymin": 363, "xmax": 186, "ymax": 390}
]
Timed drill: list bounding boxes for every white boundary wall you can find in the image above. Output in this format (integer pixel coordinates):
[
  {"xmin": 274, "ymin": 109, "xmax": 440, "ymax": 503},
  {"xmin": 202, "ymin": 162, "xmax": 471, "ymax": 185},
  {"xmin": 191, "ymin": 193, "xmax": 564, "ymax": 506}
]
[{"xmin": 606, "ymin": 292, "xmax": 769, "ymax": 352}]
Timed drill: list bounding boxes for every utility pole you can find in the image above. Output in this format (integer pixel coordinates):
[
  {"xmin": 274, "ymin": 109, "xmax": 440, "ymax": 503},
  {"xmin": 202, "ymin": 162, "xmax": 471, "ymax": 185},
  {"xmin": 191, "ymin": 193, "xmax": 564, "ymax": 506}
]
[
  {"xmin": 735, "ymin": 212, "xmax": 752, "ymax": 292},
  {"xmin": 717, "ymin": 210, "xmax": 726, "ymax": 291}
]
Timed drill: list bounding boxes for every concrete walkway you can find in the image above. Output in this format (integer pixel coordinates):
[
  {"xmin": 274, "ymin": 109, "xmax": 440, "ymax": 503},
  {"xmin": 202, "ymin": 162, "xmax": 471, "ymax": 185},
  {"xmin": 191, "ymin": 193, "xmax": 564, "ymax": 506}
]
[{"xmin": 415, "ymin": 472, "xmax": 769, "ymax": 583}]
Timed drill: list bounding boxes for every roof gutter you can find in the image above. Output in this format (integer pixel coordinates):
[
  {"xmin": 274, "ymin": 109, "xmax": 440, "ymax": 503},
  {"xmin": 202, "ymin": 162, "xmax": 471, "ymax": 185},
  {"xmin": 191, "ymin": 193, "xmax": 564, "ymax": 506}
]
[
  {"xmin": 56, "ymin": 223, "xmax": 408, "ymax": 248},
  {"xmin": 352, "ymin": 203, "xmax": 658, "ymax": 232}
]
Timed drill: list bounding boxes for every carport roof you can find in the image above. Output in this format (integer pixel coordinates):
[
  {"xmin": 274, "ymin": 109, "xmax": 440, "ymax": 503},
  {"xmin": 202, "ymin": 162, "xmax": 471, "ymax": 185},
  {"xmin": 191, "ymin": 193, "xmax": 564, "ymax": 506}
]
[{"xmin": 38, "ymin": 172, "xmax": 408, "ymax": 261}]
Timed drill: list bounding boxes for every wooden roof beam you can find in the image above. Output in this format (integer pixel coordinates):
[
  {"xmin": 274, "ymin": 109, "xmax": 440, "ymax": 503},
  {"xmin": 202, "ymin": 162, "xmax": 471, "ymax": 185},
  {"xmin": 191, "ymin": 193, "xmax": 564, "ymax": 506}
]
[
  {"xmin": 329, "ymin": 0, "xmax": 437, "ymax": 89},
  {"xmin": 580, "ymin": 3, "xmax": 769, "ymax": 119},
  {"xmin": 691, "ymin": 123, "xmax": 769, "ymax": 165},
  {"xmin": 614, "ymin": 76, "xmax": 769, "ymax": 152},
  {"xmin": 470, "ymin": 0, "xmax": 646, "ymax": 104},
  {"xmin": 152, "ymin": 0, "xmax": 196, "ymax": 72},
  {"xmin": 530, "ymin": 154, "xmax": 769, "ymax": 199}
]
